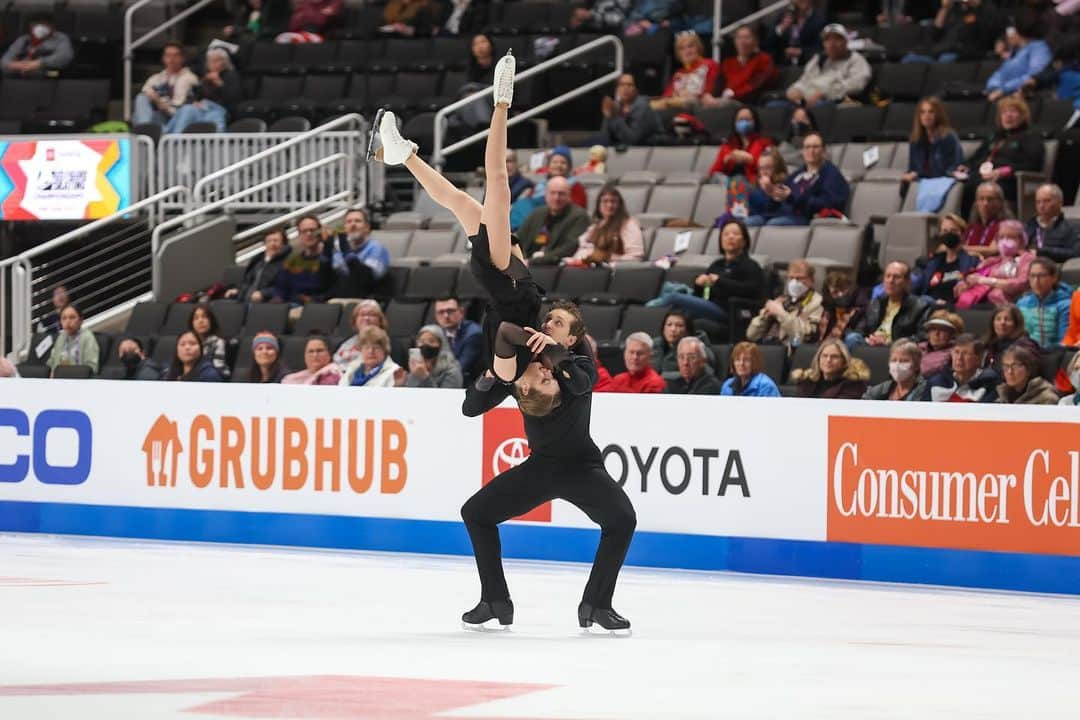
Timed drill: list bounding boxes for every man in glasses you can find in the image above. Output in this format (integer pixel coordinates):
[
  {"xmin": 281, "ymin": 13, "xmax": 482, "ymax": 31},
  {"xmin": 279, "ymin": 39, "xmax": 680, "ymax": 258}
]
[
  {"xmin": 433, "ymin": 296, "xmax": 482, "ymax": 385},
  {"xmin": 270, "ymin": 215, "xmax": 336, "ymax": 305}
]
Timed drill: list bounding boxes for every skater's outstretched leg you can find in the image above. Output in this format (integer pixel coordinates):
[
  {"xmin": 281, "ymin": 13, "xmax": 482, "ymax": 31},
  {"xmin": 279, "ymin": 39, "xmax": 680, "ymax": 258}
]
[
  {"xmin": 480, "ymin": 52, "xmax": 515, "ymax": 272},
  {"xmin": 374, "ymin": 109, "xmax": 482, "ymax": 236}
]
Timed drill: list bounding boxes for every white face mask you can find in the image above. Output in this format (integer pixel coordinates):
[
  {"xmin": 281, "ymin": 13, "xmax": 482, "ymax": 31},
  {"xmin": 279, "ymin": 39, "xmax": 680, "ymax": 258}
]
[
  {"xmin": 787, "ymin": 279, "xmax": 808, "ymax": 299},
  {"xmin": 1071, "ymin": 370, "xmax": 1080, "ymax": 391},
  {"xmin": 31, "ymin": 24, "xmax": 50, "ymax": 40},
  {"xmin": 889, "ymin": 361, "xmax": 914, "ymax": 383}
]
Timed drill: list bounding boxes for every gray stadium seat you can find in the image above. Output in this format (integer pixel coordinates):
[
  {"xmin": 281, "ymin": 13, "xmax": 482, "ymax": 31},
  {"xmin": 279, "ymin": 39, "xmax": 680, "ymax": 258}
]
[
  {"xmin": 804, "ymin": 225, "xmax": 863, "ymax": 286},
  {"xmin": 692, "ymin": 184, "xmax": 726, "ymax": 226},
  {"xmin": 579, "ymin": 304, "xmax": 623, "ymax": 342},
  {"xmin": 605, "ymin": 147, "xmax": 652, "ymax": 176},
  {"xmin": 643, "ymin": 185, "xmax": 699, "ymax": 222},
  {"xmin": 398, "ymin": 230, "xmax": 458, "ymax": 267},
  {"xmin": 881, "ymin": 212, "xmax": 936, "ymax": 269},
  {"xmin": 649, "ymin": 227, "xmax": 710, "ymax": 260},
  {"xmin": 753, "ymin": 227, "xmax": 812, "ymax": 269},
  {"xmin": 618, "ymin": 170, "xmax": 664, "ymax": 185},
  {"xmin": 692, "ymin": 146, "xmax": 721, "ymax": 175},
  {"xmin": 383, "ymin": 211, "xmax": 425, "ymax": 230},
  {"xmin": 293, "ymin": 303, "xmax": 341, "ymax": 335},
  {"xmin": 376, "ymin": 230, "xmax": 414, "ymax": 261},
  {"xmin": 617, "ymin": 185, "xmax": 652, "ymax": 215},
  {"xmin": 847, "ymin": 180, "xmax": 902, "ymax": 227},
  {"xmin": 618, "ymin": 305, "xmax": 668, "ymax": 339},
  {"xmin": 838, "ymin": 143, "xmax": 896, "ymax": 182},
  {"xmin": 647, "ymin": 146, "xmax": 698, "ymax": 174}
]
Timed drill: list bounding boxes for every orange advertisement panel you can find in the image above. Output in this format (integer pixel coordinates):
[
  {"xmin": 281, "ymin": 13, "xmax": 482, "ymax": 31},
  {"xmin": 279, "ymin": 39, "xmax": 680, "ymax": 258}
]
[
  {"xmin": 827, "ymin": 416, "xmax": 1080, "ymax": 556},
  {"xmin": 481, "ymin": 408, "xmax": 551, "ymax": 523}
]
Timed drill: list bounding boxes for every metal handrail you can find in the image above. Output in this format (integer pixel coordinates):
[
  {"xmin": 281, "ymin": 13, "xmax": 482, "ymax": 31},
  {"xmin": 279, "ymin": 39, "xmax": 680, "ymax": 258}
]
[
  {"xmin": 235, "ymin": 199, "xmax": 353, "ymax": 264},
  {"xmin": 713, "ymin": 0, "xmax": 790, "ymax": 60},
  {"xmin": 0, "ymin": 185, "xmax": 191, "ymax": 356},
  {"xmin": 123, "ymin": 0, "xmax": 218, "ymax": 122},
  {"xmin": 432, "ymin": 35, "xmax": 623, "ymax": 168},
  {"xmin": 192, "ymin": 113, "xmax": 366, "ymax": 204},
  {"xmin": 152, "ymin": 154, "xmax": 351, "ymax": 296},
  {"xmin": 233, "ymin": 190, "xmax": 353, "ymax": 245}
]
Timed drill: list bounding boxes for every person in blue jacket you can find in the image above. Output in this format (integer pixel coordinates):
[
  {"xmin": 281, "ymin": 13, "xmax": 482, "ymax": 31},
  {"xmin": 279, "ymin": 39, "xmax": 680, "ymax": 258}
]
[
  {"xmin": 984, "ymin": 22, "xmax": 1052, "ymax": 102},
  {"xmin": 767, "ymin": 131, "xmax": 849, "ymax": 226},
  {"xmin": 720, "ymin": 342, "xmax": 780, "ymax": 397}
]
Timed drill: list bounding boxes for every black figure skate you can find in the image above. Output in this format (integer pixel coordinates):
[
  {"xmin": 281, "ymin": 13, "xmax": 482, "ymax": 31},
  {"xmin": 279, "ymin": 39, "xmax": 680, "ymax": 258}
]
[
  {"xmin": 462, "ymin": 599, "xmax": 514, "ymax": 632},
  {"xmin": 578, "ymin": 602, "xmax": 631, "ymax": 636}
]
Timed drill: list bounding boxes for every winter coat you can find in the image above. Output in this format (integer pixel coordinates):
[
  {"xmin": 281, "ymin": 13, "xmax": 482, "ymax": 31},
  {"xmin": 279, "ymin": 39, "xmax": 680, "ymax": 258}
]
[
  {"xmin": 708, "ymin": 134, "xmax": 775, "ymax": 185},
  {"xmin": 599, "ymin": 94, "xmax": 663, "ymax": 146},
  {"xmin": 792, "ymin": 359, "xmax": 870, "ymax": 399},
  {"xmin": 720, "ymin": 372, "xmax": 780, "ymax": 397},
  {"xmin": 779, "ymin": 161, "xmax": 850, "ymax": 222},
  {"xmin": 986, "ymin": 40, "xmax": 1052, "ymax": 95},
  {"xmin": 1026, "ymin": 215, "xmax": 1080, "ymax": 264},
  {"xmin": 996, "ymin": 376, "xmax": 1060, "ymax": 405},
  {"xmin": 518, "ymin": 204, "xmax": 591, "ymax": 265},
  {"xmin": 983, "ymin": 334, "xmax": 1040, "ymax": 372},
  {"xmin": 863, "ymin": 378, "xmax": 928, "ymax": 401},
  {"xmin": 908, "ymin": 132, "xmax": 964, "ymax": 179},
  {"xmin": 238, "ymin": 245, "xmax": 291, "ymax": 301},
  {"xmin": 1018, "ymin": 283, "xmax": 1075, "ymax": 348},
  {"xmin": 849, "ymin": 293, "xmax": 932, "ymax": 343},
  {"xmin": 340, "ymin": 357, "xmax": 402, "ymax": 387},
  {"xmin": 924, "ymin": 368, "xmax": 1000, "ymax": 403},
  {"xmin": 698, "ymin": 253, "xmax": 765, "ymax": 308},
  {"xmin": 746, "ymin": 290, "xmax": 824, "ymax": 349},
  {"xmin": 719, "ymin": 51, "xmax": 777, "ymax": 102},
  {"xmin": 789, "ymin": 50, "xmax": 872, "ymax": 102},
  {"xmin": 667, "ymin": 368, "xmax": 723, "ymax": 395}
]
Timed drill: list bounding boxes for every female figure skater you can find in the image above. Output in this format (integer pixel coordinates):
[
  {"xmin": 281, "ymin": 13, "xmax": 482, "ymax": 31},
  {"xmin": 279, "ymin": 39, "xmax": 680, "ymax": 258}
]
[{"xmin": 370, "ymin": 57, "xmax": 637, "ymax": 633}]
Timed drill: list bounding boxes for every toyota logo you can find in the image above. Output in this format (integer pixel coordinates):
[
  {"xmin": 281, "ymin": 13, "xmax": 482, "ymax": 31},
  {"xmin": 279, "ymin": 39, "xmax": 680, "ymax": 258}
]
[{"xmin": 492, "ymin": 437, "xmax": 530, "ymax": 475}]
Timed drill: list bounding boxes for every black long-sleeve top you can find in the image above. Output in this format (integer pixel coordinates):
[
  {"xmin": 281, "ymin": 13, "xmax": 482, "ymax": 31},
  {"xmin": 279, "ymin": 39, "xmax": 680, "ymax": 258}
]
[
  {"xmin": 698, "ymin": 253, "xmax": 765, "ymax": 308},
  {"xmin": 463, "ymin": 343, "xmax": 602, "ymax": 463}
]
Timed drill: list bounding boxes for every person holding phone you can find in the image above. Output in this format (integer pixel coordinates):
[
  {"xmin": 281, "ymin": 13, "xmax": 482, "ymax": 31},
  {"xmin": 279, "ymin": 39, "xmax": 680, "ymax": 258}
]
[{"xmin": 405, "ymin": 325, "xmax": 463, "ymax": 389}]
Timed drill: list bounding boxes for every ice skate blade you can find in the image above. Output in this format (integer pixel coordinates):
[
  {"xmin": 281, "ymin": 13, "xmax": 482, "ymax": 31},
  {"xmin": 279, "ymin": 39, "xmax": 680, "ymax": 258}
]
[
  {"xmin": 580, "ymin": 625, "xmax": 632, "ymax": 638},
  {"xmin": 461, "ymin": 619, "xmax": 511, "ymax": 633},
  {"xmin": 365, "ymin": 108, "xmax": 385, "ymax": 162}
]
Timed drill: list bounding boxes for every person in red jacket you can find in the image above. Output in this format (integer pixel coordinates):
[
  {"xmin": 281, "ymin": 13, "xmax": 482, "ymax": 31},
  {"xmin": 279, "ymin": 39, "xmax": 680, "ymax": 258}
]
[
  {"xmin": 651, "ymin": 31, "xmax": 720, "ymax": 111},
  {"xmin": 707, "ymin": 107, "xmax": 774, "ymax": 185},
  {"xmin": 602, "ymin": 332, "xmax": 667, "ymax": 393},
  {"xmin": 710, "ymin": 25, "xmax": 778, "ymax": 106}
]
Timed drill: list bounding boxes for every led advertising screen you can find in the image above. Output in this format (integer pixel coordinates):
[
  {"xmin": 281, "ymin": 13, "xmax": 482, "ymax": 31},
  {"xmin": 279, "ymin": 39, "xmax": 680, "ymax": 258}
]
[{"xmin": 0, "ymin": 137, "xmax": 132, "ymax": 221}]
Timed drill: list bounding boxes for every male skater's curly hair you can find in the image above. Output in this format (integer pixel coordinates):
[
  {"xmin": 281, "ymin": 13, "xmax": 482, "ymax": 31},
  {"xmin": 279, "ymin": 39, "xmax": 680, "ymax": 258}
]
[
  {"xmin": 510, "ymin": 384, "xmax": 561, "ymax": 418},
  {"xmin": 549, "ymin": 300, "xmax": 586, "ymax": 343}
]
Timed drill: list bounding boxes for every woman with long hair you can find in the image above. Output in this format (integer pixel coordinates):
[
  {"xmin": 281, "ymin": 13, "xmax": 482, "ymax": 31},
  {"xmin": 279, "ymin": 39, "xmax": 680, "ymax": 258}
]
[
  {"xmin": 166, "ymin": 331, "xmax": 224, "ymax": 382},
  {"xmin": 792, "ymin": 338, "xmax": 869, "ymax": 399},
  {"xmin": 571, "ymin": 185, "xmax": 645, "ymax": 266},
  {"xmin": 903, "ymin": 96, "xmax": 963, "ymax": 188},
  {"xmin": 982, "ymin": 303, "xmax": 1040, "ymax": 372},
  {"xmin": 188, "ymin": 304, "xmax": 230, "ymax": 379},
  {"xmin": 244, "ymin": 331, "xmax": 288, "ymax": 383},
  {"xmin": 47, "ymin": 303, "xmax": 100, "ymax": 375}
]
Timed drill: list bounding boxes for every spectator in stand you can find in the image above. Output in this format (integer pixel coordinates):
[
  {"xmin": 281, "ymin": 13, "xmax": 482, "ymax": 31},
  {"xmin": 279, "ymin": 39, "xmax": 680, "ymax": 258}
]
[
  {"xmin": 1, "ymin": 12, "xmax": 73, "ymax": 77},
  {"xmin": 1018, "ymin": 257, "xmax": 1074, "ymax": 347},
  {"xmin": 651, "ymin": 309, "xmax": 715, "ymax": 379},
  {"xmin": 924, "ymin": 334, "xmax": 999, "ymax": 402},
  {"xmin": 449, "ymin": 33, "xmax": 497, "ymax": 131},
  {"xmin": 667, "ymin": 336, "xmax": 722, "ymax": 395},
  {"xmin": 902, "ymin": 97, "xmax": 964, "ymax": 194},
  {"xmin": 165, "ymin": 331, "xmax": 224, "ymax": 382},
  {"xmin": 913, "ymin": 213, "xmax": 979, "ymax": 304},
  {"xmin": 793, "ymin": 338, "xmax": 870, "ymax": 399},
  {"xmin": 433, "ymin": 296, "xmax": 482, "ymax": 384},
  {"xmin": 709, "ymin": 25, "xmax": 777, "ymax": 106},
  {"xmin": 604, "ymin": 332, "xmax": 667, "ymax": 393},
  {"xmin": 901, "ymin": 0, "xmax": 1006, "ymax": 64},
  {"xmin": 115, "ymin": 337, "xmax": 163, "ymax": 381},
  {"xmin": 224, "ymin": 0, "xmax": 291, "ymax": 40},
  {"xmin": 1066, "ymin": 289, "xmax": 1080, "ymax": 348},
  {"xmin": 271, "ymin": 215, "xmax": 335, "ymax": 305},
  {"xmin": 288, "ymin": 0, "xmax": 344, "ymax": 34},
  {"xmin": 625, "ymin": 0, "xmax": 679, "ymax": 37},
  {"xmin": 406, "ymin": 325, "xmax": 463, "ymax": 389},
  {"xmin": 570, "ymin": 0, "xmax": 632, "ymax": 33},
  {"xmin": 818, "ymin": 267, "xmax": 864, "ymax": 341},
  {"xmin": 0, "ymin": 357, "xmax": 18, "ymax": 378},
  {"xmin": 165, "ymin": 47, "xmax": 242, "ymax": 134},
  {"xmin": 519, "ymin": 177, "xmax": 592, "ymax": 266},
  {"xmin": 580, "ymin": 335, "xmax": 613, "ymax": 392},
  {"xmin": 742, "ymin": 148, "xmax": 788, "ymax": 226},
  {"xmin": 440, "ymin": 0, "xmax": 486, "ymax": 36},
  {"xmin": 244, "ymin": 332, "xmax": 288, "ymax": 383},
  {"xmin": 846, "ymin": 261, "xmax": 931, "ymax": 348},
  {"xmin": 765, "ymin": 0, "xmax": 826, "ymax": 67},
  {"xmin": 1027, "ymin": 184, "xmax": 1080, "ymax": 263},
  {"xmin": 381, "ymin": 0, "xmax": 435, "ymax": 36},
  {"xmin": 283, "ymin": 333, "xmax": 342, "ymax": 385},
  {"xmin": 982, "ymin": 303, "xmax": 1040, "ymax": 371},
  {"xmin": 918, "ymin": 310, "xmax": 964, "ymax": 377},
  {"xmin": 954, "ymin": 219, "xmax": 1036, "ymax": 308},
  {"xmin": 783, "ymin": 25, "xmax": 872, "ymax": 108},
  {"xmin": 996, "ymin": 344, "xmax": 1060, "ymax": 404},
  {"xmin": 706, "ymin": 107, "xmax": 774, "ymax": 201},
  {"xmin": 340, "ymin": 326, "xmax": 405, "ymax": 387},
  {"xmin": 649, "ymin": 31, "xmax": 720, "ymax": 111},
  {"xmin": 863, "ymin": 339, "xmax": 928, "ymax": 401},
  {"xmin": 506, "ymin": 153, "xmax": 533, "ymax": 203},
  {"xmin": 131, "ymin": 43, "xmax": 199, "ymax": 127},
  {"xmin": 767, "ymin": 132, "xmax": 849, "ymax": 226},
  {"xmin": 47, "ymin": 304, "xmax": 99, "ymax": 375},
  {"xmin": 188, "ymin": 305, "xmax": 230, "ymax": 379},
  {"xmin": 571, "ymin": 186, "xmax": 646, "ymax": 266},
  {"xmin": 599, "ymin": 73, "xmax": 663, "ymax": 146},
  {"xmin": 962, "ymin": 182, "xmax": 1010, "ymax": 259},
  {"xmin": 334, "ymin": 300, "xmax": 388, "ymax": 366},
  {"xmin": 747, "ymin": 259, "xmax": 823, "ymax": 352},
  {"xmin": 226, "ymin": 227, "xmax": 291, "ymax": 302},
  {"xmin": 37, "ymin": 285, "xmax": 69, "ymax": 334},
  {"xmin": 661, "ymin": 219, "xmax": 764, "ymax": 325},
  {"xmin": 509, "ymin": 147, "xmax": 588, "ymax": 229},
  {"xmin": 984, "ymin": 22, "xmax": 1052, "ymax": 102},
  {"xmin": 721, "ymin": 341, "xmax": 781, "ymax": 397},
  {"xmin": 778, "ymin": 106, "xmax": 817, "ymax": 168},
  {"xmin": 956, "ymin": 96, "xmax": 1045, "ymax": 220},
  {"xmin": 322, "ymin": 207, "xmax": 389, "ymax": 299},
  {"xmin": 1024, "ymin": 34, "xmax": 1080, "ymax": 116},
  {"xmin": 1059, "ymin": 352, "xmax": 1080, "ymax": 406}
]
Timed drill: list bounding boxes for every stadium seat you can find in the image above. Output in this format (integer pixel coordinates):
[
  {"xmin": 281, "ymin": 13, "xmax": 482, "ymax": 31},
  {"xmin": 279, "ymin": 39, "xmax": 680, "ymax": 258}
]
[
  {"xmin": 804, "ymin": 225, "xmax": 863, "ymax": 280},
  {"xmin": 269, "ymin": 116, "xmax": 311, "ymax": 132},
  {"xmin": 402, "ymin": 266, "xmax": 457, "ymax": 300},
  {"xmin": 227, "ymin": 118, "xmax": 267, "ymax": 133},
  {"xmin": 649, "ymin": 228, "xmax": 710, "ymax": 260},
  {"xmin": 398, "ymin": 230, "xmax": 458, "ymax": 267},
  {"xmin": 852, "ymin": 345, "xmax": 890, "ymax": 385},
  {"xmin": 838, "ymin": 142, "xmax": 896, "ymax": 182},
  {"xmin": 588, "ymin": 266, "xmax": 664, "ymax": 305},
  {"xmin": 692, "ymin": 145, "xmax": 722, "ymax": 175},
  {"xmin": 758, "ymin": 344, "xmax": 787, "ymax": 385},
  {"xmin": 162, "ymin": 303, "xmax": 196, "ymax": 335},
  {"xmin": 207, "ymin": 301, "xmax": 246, "ymax": 338},
  {"xmin": 605, "ymin": 147, "xmax": 651, "ymax": 176},
  {"xmin": 956, "ymin": 308, "xmax": 993, "ymax": 339},
  {"xmin": 579, "ymin": 304, "xmax": 623, "ymax": 342},
  {"xmin": 648, "ymin": 146, "xmax": 698, "ymax": 174},
  {"xmin": 243, "ymin": 304, "xmax": 289, "ymax": 335},
  {"xmin": 924, "ymin": 62, "xmax": 978, "ymax": 97},
  {"xmin": 282, "ymin": 335, "xmax": 309, "ymax": 372},
  {"xmin": 552, "ymin": 268, "xmax": 611, "ymax": 300},
  {"xmin": 455, "ymin": 267, "xmax": 486, "ymax": 301},
  {"xmin": 151, "ymin": 335, "xmax": 178, "ymax": 368},
  {"xmin": 643, "ymin": 185, "xmax": 699, "ymax": 222},
  {"xmin": 377, "ymin": 230, "xmax": 415, "ymax": 261},
  {"xmin": 617, "ymin": 185, "xmax": 652, "ymax": 215},
  {"xmin": 618, "ymin": 170, "xmax": 663, "ymax": 186},
  {"xmin": 827, "ymin": 106, "xmax": 884, "ymax": 143},
  {"xmin": 124, "ymin": 301, "xmax": 169, "ymax": 336},
  {"xmin": 293, "ymin": 303, "xmax": 341, "ymax": 335},
  {"xmin": 847, "ymin": 179, "xmax": 903, "ymax": 227},
  {"xmin": 385, "ymin": 300, "xmax": 429, "ymax": 339},
  {"xmin": 618, "ymin": 305, "xmax": 668, "ymax": 339},
  {"xmin": 753, "ymin": 227, "xmax": 811, "ymax": 269},
  {"xmin": 875, "ymin": 63, "xmax": 927, "ymax": 103},
  {"xmin": 692, "ymin": 184, "xmax": 726, "ymax": 227},
  {"xmin": 17, "ymin": 364, "xmax": 50, "ymax": 378},
  {"xmin": 788, "ymin": 343, "xmax": 819, "ymax": 383},
  {"xmin": 53, "ymin": 365, "xmax": 94, "ymax": 379}
]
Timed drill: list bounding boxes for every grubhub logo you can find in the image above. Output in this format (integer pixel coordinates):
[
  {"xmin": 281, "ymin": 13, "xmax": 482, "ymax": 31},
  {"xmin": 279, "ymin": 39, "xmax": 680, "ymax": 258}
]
[
  {"xmin": 141, "ymin": 413, "xmax": 408, "ymax": 493},
  {"xmin": 481, "ymin": 408, "xmax": 550, "ymax": 522},
  {"xmin": 828, "ymin": 416, "xmax": 1080, "ymax": 556}
]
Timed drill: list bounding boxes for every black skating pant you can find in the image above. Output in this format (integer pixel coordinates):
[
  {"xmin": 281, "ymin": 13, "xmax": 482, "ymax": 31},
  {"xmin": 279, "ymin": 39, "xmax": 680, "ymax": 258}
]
[{"xmin": 460, "ymin": 457, "xmax": 636, "ymax": 608}]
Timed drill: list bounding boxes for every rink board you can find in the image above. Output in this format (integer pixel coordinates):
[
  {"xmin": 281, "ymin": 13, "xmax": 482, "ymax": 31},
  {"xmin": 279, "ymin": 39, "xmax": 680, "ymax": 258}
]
[{"xmin": 2, "ymin": 380, "xmax": 1080, "ymax": 595}]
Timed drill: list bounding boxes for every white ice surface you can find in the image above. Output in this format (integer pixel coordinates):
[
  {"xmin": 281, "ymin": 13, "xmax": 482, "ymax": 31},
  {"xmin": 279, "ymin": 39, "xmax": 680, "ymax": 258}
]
[{"xmin": 1, "ymin": 533, "xmax": 1079, "ymax": 719}]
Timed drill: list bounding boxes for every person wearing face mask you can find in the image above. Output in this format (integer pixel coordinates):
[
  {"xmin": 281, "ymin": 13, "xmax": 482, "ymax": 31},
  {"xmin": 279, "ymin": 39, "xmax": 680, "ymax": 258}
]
[
  {"xmin": 954, "ymin": 219, "xmax": 1035, "ymax": 309},
  {"xmin": 1058, "ymin": 352, "xmax": 1080, "ymax": 406},
  {"xmin": 322, "ymin": 207, "xmax": 390, "ymax": 299},
  {"xmin": 1, "ymin": 13, "xmax": 73, "ymax": 77},
  {"xmin": 406, "ymin": 325, "xmax": 463, "ymax": 389},
  {"xmin": 913, "ymin": 214, "xmax": 980, "ymax": 304},
  {"xmin": 1017, "ymin": 257, "xmax": 1075, "ymax": 348},
  {"xmin": 924, "ymin": 334, "xmax": 999, "ymax": 402},
  {"xmin": 863, "ymin": 339, "xmax": 928, "ymax": 401},
  {"xmin": 778, "ymin": 107, "xmax": 818, "ymax": 168},
  {"xmin": 707, "ymin": 108, "xmax": 774, "ymax": 216},
  {"xmin": 115, "ymin": 337, "xmax": 164, "ymax": 381},
  {"xmin": 747, "ymin": 259, "xmax": 823, "ymax": 353}
]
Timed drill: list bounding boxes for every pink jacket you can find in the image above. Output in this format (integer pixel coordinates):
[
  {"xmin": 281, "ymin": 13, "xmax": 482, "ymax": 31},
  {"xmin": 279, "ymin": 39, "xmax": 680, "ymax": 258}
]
[
  {"xmin": 281, "ymin": 365, "xmax": 342, "ymax": 385},
  {"xmin": 971, "ymin": 250, "xmax": 1035, "ymax": 304}
]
